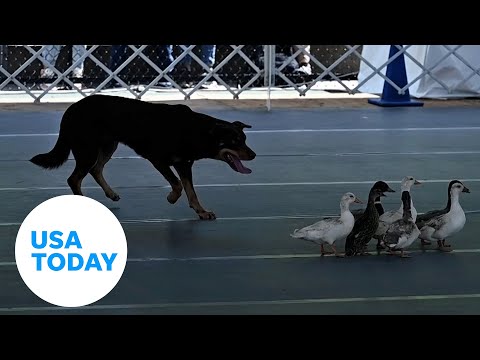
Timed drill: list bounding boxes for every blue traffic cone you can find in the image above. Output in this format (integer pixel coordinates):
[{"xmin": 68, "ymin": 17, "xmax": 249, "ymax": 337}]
[{"xmin": 368, "ymin": 45, "xmax": 423, "ymax": 107}]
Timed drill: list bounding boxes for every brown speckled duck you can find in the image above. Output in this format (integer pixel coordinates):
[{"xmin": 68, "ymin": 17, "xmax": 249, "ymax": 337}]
[{"xmin": 344, "ymin": 181, "xmax": 395, "ymax": 257}]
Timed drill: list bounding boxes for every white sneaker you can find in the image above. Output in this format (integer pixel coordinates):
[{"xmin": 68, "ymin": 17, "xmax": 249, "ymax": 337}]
[
  {"xmin": 40, "ymin": 68, "xmax": 55, "ymax": 79},
  {"xmin": 39, "ymin": 83, "xmax": 58, "ymax": 91},
  {"xmin": 72, "ymin": 68, "xmax": 83, "ymax": 78},
  {"xmin": 294, "ymin": 63, "xmax": 312, "ymax": 75}
]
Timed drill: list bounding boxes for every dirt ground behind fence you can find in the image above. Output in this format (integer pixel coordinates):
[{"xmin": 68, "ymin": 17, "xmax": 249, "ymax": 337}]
[{"xmin": 1, "ymin": 97, "xmax": 480, "ymax": 112}]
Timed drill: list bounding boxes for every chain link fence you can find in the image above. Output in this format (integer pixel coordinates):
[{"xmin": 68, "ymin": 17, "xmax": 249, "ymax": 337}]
[{"xmin": 1, "ymin": 45, "xmax": 479, "ymax": 103}]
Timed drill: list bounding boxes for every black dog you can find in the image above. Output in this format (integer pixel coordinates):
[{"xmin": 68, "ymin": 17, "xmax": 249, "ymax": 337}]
[{"xmin": 30, "ymin": 94, "xmax": 256, "ymax": 220}]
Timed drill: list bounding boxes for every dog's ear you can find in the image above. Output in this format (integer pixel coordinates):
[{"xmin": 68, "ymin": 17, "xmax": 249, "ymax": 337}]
[{"xmin": 232, "ymin": 121, "xmax": 252, "ymax": 129}]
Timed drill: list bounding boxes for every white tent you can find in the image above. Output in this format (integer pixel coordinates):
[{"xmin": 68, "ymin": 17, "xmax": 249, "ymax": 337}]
[{"xmin": 357, "ymin": 45, "xmax": 480, "ymax": 99}]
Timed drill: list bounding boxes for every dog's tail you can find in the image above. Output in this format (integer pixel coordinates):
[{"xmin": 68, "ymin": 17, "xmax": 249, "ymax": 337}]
[{"xmin": 30, "ymin": 129, "xmax": 71, "ymax": 169}]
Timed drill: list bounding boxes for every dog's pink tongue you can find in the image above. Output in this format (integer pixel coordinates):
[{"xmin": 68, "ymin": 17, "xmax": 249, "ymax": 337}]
[{"xmin": 232, "ymin": 156, "xmax": 252, "ymax": 174}]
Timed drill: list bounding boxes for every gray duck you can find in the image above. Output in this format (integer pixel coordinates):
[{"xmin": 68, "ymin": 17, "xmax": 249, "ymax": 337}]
[
  {"xmin": 374, "ymin": 176, "xmax": 422, "ymax": 250},
  {"xmin": 383, "ymin": 190, "xmax": 421, "ymax": 258}
]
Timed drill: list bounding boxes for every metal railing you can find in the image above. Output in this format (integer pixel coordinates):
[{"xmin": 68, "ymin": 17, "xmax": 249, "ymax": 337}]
[{"xmin": 1, "ymin": 45, "xmax": 479, "ymax": 105}]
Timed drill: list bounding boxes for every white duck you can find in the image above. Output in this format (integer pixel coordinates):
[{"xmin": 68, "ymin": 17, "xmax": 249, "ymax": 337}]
[
  {"xmin": 290, "ymin": 192, "xmax": 363, "ymax": 257},
  {"xmin": 383, "ymin": 190, "xmax": 421, "ymax": 258},
  {"xmin": 416, "ymin": 180, "xmax": 470, "ymax": 252},
  {"xmin": 374, "ymin": 176, "xmax": 421, "ymax": 249},
  {"xmin": 415, "ymin": 180, "xmax": 462, "ymax": 246}
]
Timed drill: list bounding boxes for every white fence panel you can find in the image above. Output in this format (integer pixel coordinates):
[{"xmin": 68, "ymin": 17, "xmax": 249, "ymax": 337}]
[
  {"xmin": 358, "ymin": 45, "xmax": 480, "ymax": 98},
  {"xmin": 1, "ymin": 45, "xmax": 480, "ymax": 105}
]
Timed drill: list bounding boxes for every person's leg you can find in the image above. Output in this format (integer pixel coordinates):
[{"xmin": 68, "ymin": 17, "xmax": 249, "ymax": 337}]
[
  {"xmin": 180, "ymin": 45, "xmax": 192, "ymax": 71},
  {"xmin": 199, "ymin": 45, "xmax": 216, "ymax": 78},
  {"xmin": 255, "ymin": 45, "xmax": 265, "ymax": 65},
  {"xmin": 294, "ymin": 45, "xmax": 311, "ymax": 65},
  {"xmin": 153, "ymin": 45, "xmax": 174, "ymax": 87},
  {"xmin": 153, "ymin": 45, "xmax": 173, "ymax": 69},
  {"xmin": 40, "ymin": 45, "xmax": 61, "ymax": 78},
  {"xmin": 72, "ymin": 45, "xmax": 86, "ymax": 78},
  {"xmin": 109, "ymin": 45, "xmax": 129, "ymax": 71},
  {"xmin": 108, "ymin": 45, "xmax": 129, "ymax": 87},
  {"xmin": 201, "ymin": 45, "xmax": 216, "ymax": 68},
  {"xmin": 293, "ymin": 45, "xmax": 312, "ymax": 75}
]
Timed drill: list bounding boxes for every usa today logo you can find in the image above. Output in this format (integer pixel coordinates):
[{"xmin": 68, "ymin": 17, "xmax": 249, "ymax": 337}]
[{"xmin": 15, "ymin": 195, "xmax": 128, "ymax": 308}]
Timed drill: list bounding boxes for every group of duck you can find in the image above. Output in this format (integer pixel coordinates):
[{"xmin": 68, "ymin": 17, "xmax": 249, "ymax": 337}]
[{"xmin": 290, "ymin": 177, "xmax": 471, "ymax": 258}]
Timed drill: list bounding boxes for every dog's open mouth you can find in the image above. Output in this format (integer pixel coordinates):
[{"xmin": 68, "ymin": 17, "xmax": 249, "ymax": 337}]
[{"xmin": 225, "ymin": 152, "xmax": 252, "ymax": 174}]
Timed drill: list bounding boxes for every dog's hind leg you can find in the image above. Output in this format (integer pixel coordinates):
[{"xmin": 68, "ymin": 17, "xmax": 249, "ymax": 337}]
[
  {"xmin": 89, "ymin": 141, "xmax": 121, "ymax": 201},
  {"xmin": 174, "ymin": 161, "xmax": 215, "ymax": 220},
  {"xmin": 149, "ymin": 161, "xmax": 183, "ymax": 204},
  {"xmin": 68, "ymin": 146, "xmax": 99, "ymax": 196}
]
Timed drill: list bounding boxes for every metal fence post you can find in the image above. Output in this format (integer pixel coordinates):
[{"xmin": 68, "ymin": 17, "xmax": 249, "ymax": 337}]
[
  {"xmin": 264, "ymin": 45, "xmax": 275, "ymax": 111},
  {"xmin": 0, "ymin": 45, "xmax": 4, "ymax": 81}
]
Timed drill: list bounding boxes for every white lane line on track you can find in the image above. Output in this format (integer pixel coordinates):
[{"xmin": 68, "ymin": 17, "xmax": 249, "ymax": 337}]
[
  {"xmin": 2, "ymin": 293, "xmax": 480, "ymax": 312},
  {"xmin": 2, "ymin": 248, "xmax": 480, "ymax": 267},
  {"xmin": 3, "ymin": 178, "xmax": 480, "ymax": 192}
]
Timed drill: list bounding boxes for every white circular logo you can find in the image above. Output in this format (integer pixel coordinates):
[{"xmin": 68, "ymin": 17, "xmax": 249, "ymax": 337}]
[{"xmin": 15, "ymin": 195, "xmax": 128, "ymax": 308}]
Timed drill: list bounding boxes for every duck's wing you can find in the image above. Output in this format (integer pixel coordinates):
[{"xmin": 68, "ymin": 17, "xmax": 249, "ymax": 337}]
[
  {"xmin": 376, "ymin": 209, "xmax": 402, "ymax": 236},
  {"xmin": 379, "ymin": 209, "xmax": 402, "ymax": 223},
  {"xmin": 415, "ymin": 208, "xmax": 447, "ymax": 228},
  {"xmin": 345, "ymin": 214, "xmax": 376, "ymax": 250},
  {"xmin": 387, "ymin": 220, "xmax": 420, "ymax": 249},
  {"xmin": 345, "ymin": 226, "xmax": 370, "ymax": 254},
  {"xmin": 383, "ymin": 220, "xmax": 408, "ymax": 245},
  {"xmin": 416, "ymin": 209, "xmax": 445, "ymax": 222},
  {"xmin": 420, "ymin": 213, "xmax": 447, "ymax": 230},
  {"xmin": 291, "ymin": 218, "xmax": 342, "ymax": 240}
]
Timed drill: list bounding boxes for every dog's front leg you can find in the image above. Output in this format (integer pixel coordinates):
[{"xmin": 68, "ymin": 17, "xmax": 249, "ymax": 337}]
[
  {"xmin": 150, "ymin": 161, "xmax": 183, "ymax": 204},
  {"xmin": 174, "ymin": 161, "xmax": 216, "ymax": 220}
]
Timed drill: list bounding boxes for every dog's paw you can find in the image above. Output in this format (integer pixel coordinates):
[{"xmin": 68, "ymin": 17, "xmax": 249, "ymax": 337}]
[
  {"xmin": 107, "ymin": 192, "xmax": 121, "ymax": 201},
  {"xmin": 167, "ymin": 191, "xmax": 181, "ymax": 204},
  {"xmin": 198, "ymin": 211, "xmax": 216, "ymax": 220}
]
